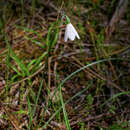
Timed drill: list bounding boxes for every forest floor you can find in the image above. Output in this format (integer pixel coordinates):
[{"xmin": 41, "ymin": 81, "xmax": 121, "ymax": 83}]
[{"xmin": 0, "ymin": 0, "xmax": 130, "ymax": 129}]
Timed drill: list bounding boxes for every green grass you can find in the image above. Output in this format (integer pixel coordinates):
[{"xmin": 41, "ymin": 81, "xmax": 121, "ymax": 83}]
[
  {"xmin": 101, "ymin": 91, "xmax": 130, "ymax": 107},
  {"xmin": 4, "ymin": 24, "xmax": 129, "ymax": 128},
  {"xmin": 0, "ymin": 1, "xmax": 129, "ymax": 129},
  {"xmin": 41, "ymin": 58, "xmax": 126, "ymax": 129},
  {"xmin": 4, "ymin": 23, "xmax": 56, "ymax": 128}
]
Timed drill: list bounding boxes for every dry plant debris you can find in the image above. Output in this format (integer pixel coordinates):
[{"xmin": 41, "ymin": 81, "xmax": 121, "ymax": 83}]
[{"xmin": 0, "ymin": 0, "xmax": 130, "ymax": 129}]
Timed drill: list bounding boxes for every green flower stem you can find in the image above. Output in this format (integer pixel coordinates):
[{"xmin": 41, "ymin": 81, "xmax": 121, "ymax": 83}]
[{"xmin": 65, "ymin": 15, "xmax": 71, "ymax": 24}]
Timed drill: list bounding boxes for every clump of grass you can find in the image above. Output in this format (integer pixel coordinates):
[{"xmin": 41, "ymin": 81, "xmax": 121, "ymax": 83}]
[{"xmin": 0, "ymin": 0, "xmax": 129, "ymax": 129}]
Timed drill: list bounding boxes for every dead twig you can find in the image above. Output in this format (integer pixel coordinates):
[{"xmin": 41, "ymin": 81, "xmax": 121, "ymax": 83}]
[
  {"xmin": 106, "ymin": 0, "xmax": 128, "ymax": 39},
  {"xmin": 3, "ymin": 106, "xmax": 20, "ymax": 130},
  {"xmin": 71, "ymin": 56, "xmax": 130, "ymax": 98}
]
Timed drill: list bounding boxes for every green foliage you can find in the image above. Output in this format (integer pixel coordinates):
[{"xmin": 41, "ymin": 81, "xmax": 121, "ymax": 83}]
[
  {"xmin": 79, "ymin": 122, "xmax": 87, "ymax": 130},
  {"xmin": 109, "ymin": 124, "xmax": 130, "ymax": 130},
  {"xmin": 0, "ymin": 1, "xmax": 129, "ymax": 129}
]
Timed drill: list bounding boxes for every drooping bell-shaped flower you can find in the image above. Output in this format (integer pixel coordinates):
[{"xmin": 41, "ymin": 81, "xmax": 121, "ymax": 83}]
[{"xmin": 64, "ymin": 16, "xmax": 80, "ymax": 42}]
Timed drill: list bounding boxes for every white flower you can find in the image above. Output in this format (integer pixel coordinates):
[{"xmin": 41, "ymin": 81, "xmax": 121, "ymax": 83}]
[{"xmin": 64, "ymin": 23, "xmax": 80, "ymax": 42}]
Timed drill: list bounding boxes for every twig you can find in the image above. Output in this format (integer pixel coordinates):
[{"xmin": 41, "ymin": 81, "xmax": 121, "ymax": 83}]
[
  {"xmin": 107, "ymin": 0, "xmax": 128, "ymax": 38},
  {"xmin": 71, "ymin": 56, "xmax": 130, "ymax": 98}
]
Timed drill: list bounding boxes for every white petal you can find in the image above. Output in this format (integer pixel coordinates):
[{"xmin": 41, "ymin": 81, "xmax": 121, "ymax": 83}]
[
  {"xmin": 70, "ymin": 23, "xmax": 80, "ymax": 39},
  {"xmin": 64, "ymin": 24, "xmax": 70, "ymax": 42},
  {"xmin": 64, "ymin": 23, "xmax": 80, "ymax": 42},
  {"xmin": 64, "ymin": 28, "xmax": 69, "ymax": 42},
  {"xmin": 68, "ymin": 28, "xmax": 75, "ymax": 41}
]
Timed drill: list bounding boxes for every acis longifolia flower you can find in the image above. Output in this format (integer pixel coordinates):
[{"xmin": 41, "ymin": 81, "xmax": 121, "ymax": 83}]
[{"xmin": 64, "ymin": 23, "xmax": 80, "ymax": 42}]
